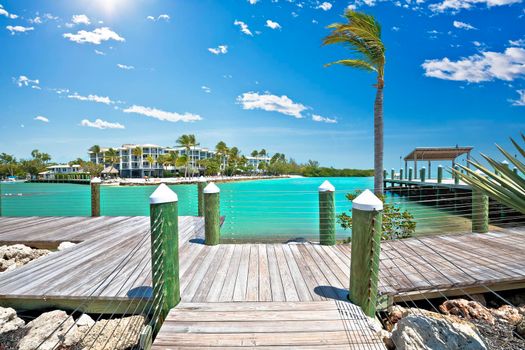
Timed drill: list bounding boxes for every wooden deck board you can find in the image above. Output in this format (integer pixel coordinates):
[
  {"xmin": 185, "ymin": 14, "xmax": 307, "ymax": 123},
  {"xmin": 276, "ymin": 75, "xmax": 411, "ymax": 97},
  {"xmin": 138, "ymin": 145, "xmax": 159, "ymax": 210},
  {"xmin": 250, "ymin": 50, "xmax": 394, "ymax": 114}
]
[{"xmin": 152, "ymin": 301, "xmax": 386, "ymax": 349}]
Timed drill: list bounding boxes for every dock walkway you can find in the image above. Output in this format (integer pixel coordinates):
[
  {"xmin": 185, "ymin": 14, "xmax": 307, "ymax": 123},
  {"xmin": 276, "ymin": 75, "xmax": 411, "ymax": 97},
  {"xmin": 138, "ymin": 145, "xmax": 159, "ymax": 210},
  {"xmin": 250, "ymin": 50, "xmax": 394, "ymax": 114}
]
[{"xmin": 0, "ymin": 217, "xmax": 524, "ymax": 348}]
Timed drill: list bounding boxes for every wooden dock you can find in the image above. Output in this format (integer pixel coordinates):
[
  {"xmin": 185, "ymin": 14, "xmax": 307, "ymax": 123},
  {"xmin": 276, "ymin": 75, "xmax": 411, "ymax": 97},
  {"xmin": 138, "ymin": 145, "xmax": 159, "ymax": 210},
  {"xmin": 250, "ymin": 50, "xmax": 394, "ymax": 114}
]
[{"xmin": 0, "ymin": 217, "xmax": 524, "ymax": 348}]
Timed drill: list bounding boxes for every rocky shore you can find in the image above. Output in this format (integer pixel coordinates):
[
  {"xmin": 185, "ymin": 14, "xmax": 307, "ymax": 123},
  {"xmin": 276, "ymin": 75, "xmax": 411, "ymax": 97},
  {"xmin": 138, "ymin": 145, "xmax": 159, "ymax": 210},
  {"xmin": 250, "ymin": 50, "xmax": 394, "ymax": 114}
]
[
  {"xmin": 380, "ymin": 296, "xmax": 525, "ymax": 349},
  {"xmin": 0, "ymin": 244, "xmax": 51, "ymax": 273},
  {"xmin": 0, "ymin": 307, "xmax": 144, "ymax": 350}
]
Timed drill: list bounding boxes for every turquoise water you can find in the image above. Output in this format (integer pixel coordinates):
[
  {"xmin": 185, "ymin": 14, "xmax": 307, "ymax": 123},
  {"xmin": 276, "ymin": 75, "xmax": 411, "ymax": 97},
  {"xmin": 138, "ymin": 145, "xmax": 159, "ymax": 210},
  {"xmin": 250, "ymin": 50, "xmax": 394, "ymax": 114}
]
[{"xmin": 0, "ymin": 178, "xmax": 470, "ymax": 241}]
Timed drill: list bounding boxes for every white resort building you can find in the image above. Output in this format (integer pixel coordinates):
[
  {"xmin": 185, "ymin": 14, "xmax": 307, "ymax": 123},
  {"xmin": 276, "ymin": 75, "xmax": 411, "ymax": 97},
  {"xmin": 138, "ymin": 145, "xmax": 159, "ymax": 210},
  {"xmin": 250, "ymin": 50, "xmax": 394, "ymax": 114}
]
[
  {"xmin": 88, "ymin": 144, "xmax": 270, "ymax": 178},
  {"xmin": 38, "ymin": 164, "xmax": 83, "ymax": 180}
]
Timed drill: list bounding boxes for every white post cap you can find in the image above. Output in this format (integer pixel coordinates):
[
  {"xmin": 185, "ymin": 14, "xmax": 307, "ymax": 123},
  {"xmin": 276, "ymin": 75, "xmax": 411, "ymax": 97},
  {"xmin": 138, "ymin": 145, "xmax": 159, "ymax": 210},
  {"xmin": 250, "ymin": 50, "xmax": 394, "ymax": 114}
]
[
  {"xmin": 204, "ymin": 182, "xmax": 220, "ymax": 194},
  {"xmin": 91, "ymin": 177, "xmax": 102, "ymax": 184},
  {"xmin": 438, "ymin": 164, "xmax": 443, "ymax": 168},
  {"xmin": 502, "ymin": 160, "xmax": 509, "ymax": 165},
  {"xmin": 318, "ymin": 180, "xmax": 335, "ymax": 192},
  {"xmin": 150, "ymin": 183, "xmax": 178, "ymax": 204},
  {"xmin": 198, "ymin": 175, "xmax": 206, "ymax": 182},
  {"xmin": 352, "ymin": 189, "xmax": 383, "ymax": 211}
]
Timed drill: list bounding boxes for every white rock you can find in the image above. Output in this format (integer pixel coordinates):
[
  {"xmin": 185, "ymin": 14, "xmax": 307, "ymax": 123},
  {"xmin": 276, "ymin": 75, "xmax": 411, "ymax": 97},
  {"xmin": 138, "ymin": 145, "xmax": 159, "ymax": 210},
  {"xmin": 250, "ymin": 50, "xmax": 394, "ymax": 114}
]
[
  {"xmin": 76, "ymin": 313, "xmax": 95, "ymax": 327},
  {"xmin": 18, "ymin": 310, "xmax": 80, "ymax": 350},
  {"xmin": 57, "ymin": 241, "xmax": 77, "ymax": 251},
  {"xmin": 0, "ymin": 307, "xmax": 25, "ymax": 335},
  {"xmin": 81, "ymin": 315, "xmax": 144, "ymax": 350},
  {"xmin": 391, "ymin": 314, "xmax": 487, "ymax": 350}
]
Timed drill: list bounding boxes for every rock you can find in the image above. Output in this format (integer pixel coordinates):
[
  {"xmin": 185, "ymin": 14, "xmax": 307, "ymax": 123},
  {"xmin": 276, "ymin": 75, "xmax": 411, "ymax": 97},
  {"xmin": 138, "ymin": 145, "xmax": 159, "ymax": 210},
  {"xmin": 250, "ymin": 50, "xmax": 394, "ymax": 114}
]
[
  {"xmin": 18, "ymin": 310, "xmax": 80, "ymax": 350},
  {"xmin": 470, "ymin": 293, "xmax": 487, "ymax": 307},
  {"xmin": 57, "ymin": 242, "xmax": 76, "ymax": 251},
  {"xmin": 391, "ymin": 314, "xmax": 487, "ymax": 350},
  {"xmin": 440, "ymin": 299, "xmax": 494, "ymax": 324},
  {"xmin": 80, "ymin": 315, "xmax": 144, "ymax": 350},
  {"xmin": 76, "ymin": 314, "xmax": 95, "ymax": 328},
  {"xmin": 517, "ymin": 320, "xmax": 525, "ymax": 337},
  {"xmin": 378, "ymin": 329, "xmax": 395, "ymax": 350},
  {"xmin": 0, "ymin": 307, "xmax": 25, "ymax": 334},
  {"xmin": 0, "ymin": 244, "xmax": 50, "ymax": 272},
  {"xmin": 491, "ymin": 305, "xmax": 523, "ymax": 325}
]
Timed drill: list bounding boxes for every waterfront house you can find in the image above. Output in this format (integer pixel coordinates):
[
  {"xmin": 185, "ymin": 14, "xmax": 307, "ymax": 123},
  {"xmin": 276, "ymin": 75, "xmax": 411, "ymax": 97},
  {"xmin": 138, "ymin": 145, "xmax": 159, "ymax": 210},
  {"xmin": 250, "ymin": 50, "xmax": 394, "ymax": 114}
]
[{"xmin": 38, "ymin": 164, "xmax": 83, "ymax": 180}]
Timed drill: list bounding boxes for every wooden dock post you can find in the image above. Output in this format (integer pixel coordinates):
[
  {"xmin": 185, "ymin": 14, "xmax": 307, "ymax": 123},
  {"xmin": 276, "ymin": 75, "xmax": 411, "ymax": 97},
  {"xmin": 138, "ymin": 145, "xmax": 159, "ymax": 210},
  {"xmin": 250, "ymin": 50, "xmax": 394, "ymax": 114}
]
[
  {"xmin": 90, "ymin": 177, "xmax": 101, "ymax": 217},
  {"xmin": 197, "ymin": 178, "xmax": 208, "ymax": 217},
  {"xmin": 472, "ymin": 189, "xmax": 489, "ymax": 233},
  {"xmin": 204, "ymin": 182, "xmax": 220, "ymax": 245},
  {"xmin": 420, "ymin": 167, "xmax": 426, "ymax": 183},
  {"xmin": 383, "ymin": 169, "xmax": 388, "ymax": 179},
  {"xmin": 149, "ymin": 184, "xmax": 180, "ymax": 330},
  {"xmin": 437, "ymin": 165, "xmax": 443, "ymax": 184},
  {"xmin": 514, "ymin": 167, "xmax": 519, "ymax": 174},
  {"xmin": 408, "ymin": 167, "xmax": 413, "ymax": 181},
  {"xmin": 350, "ymin": 190, "xmax": 382, "ymax": 318},
  {"xmin": 454, "ymin": 165, "xmax": 460, "ymax": 185},
  {"xmin": 399, "ymin": 169, "xmax": 404, "ymax": 182},
  {"xmin": 391, "ymin": 169, "xmax": 395, "ymax": 180},
  {"xmin": 318, "ymin": 180, "xmax": 336, "ymax": 246}
]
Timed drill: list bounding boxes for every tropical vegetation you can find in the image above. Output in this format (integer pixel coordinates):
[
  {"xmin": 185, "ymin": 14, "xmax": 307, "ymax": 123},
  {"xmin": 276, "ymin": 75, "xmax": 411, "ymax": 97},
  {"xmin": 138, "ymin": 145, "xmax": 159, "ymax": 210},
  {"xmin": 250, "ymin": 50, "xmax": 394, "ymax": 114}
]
[
  {"xmin": 453, "ymin": 134, "xmax": 525, "ymax": 214},
  {"xmin": 323, "ymin": 10, "xmax": 386, "ymax": 194},
  {"xmin": 338, "ymin": 190, "xmax": 416, "ymax": 241}
]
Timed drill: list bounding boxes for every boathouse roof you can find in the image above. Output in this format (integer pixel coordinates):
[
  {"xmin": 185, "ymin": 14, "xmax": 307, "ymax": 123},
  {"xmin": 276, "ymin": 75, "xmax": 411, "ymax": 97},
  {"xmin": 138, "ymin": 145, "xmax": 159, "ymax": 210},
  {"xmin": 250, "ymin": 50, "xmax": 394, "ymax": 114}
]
[{"xmin": 404, "ymin": 146, "xmax": 473, "ymax": 161}]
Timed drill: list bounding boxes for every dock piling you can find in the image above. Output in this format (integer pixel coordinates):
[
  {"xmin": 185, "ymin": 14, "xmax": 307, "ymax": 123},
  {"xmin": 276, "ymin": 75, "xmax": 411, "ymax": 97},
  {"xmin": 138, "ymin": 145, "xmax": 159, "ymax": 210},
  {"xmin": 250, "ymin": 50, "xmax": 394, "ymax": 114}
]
[
  {"xmin": 391, "ymin": 169, "xmax": 395, "ymax": 180},
  {"xmin": 408, "ymin": 168, "xmax": 413, "ymax": 181},
  {"xmin": 318, "ymin": 180, "xmax": 336, "ymax": 246},
  {"xmin": 90, "ymin": 177, "xmax": 101, "ymax": 217},
  {"xmin": 197, "ymin": 178, "xmax": 208, "ymax": 217},
  {"xmin": 454, "ymin": 166, "xmax": 460, "ymax": 185},
  {"xmin": 204, "ymin": 182, "xmax": 221, "ymax": 245},
  {"xmin": 420, "ymin": 167, "xmax": 426, "ymax": 183},
  {"xmin": 149, "ymin": 184, "xmax": 180, "ymax": 331},
  {"xmin": 472, "ymin": 189, "xmax": 489, "ymax": 233},
  {"xmin": 399, "ymin": 169, "xmax": 404, "ymax": 182},
  {"xmin": 350, "ymin": 190, "xmax": 382, "ymax": 318},
  {"xmin": 437, "ymin": 165, "xmax": 443, "ymax": 184}
]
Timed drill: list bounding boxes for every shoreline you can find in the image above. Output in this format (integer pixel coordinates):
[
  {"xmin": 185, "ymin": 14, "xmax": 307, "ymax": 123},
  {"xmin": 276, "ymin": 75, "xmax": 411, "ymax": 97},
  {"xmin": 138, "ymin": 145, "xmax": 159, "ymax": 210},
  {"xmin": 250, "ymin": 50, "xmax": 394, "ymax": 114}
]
[{"xmin": 104, "ymin": 175, "xmax": 299, "ymax": 186}]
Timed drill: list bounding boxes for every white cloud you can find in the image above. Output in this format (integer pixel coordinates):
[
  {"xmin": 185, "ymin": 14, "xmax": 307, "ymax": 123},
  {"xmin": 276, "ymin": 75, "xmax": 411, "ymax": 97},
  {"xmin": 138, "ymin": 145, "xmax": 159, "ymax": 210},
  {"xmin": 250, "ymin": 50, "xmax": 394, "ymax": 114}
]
[
  {"xmin": 234, "ymin": 20, "xmax": 253, "ymax": 36},
  {"xmin": 81, "ymin": 118, "xmax": 125, "ymax": 129},
  {"xmin": 14, "ymin": 75, "xmax": 39, "ymax": 88},
  {"xmin": 317, "ymin": 2, "xmax": 333, "ymax": 10},
  {"xmin": 147, "ymin": 14, "xmax": 170, "ymax": 21},
  {"xmin": 208, "ymin": 45, "xmax": 228, "ymax": 55},
  {"xmin": 265, "ymin": 20, "xmax": 281, "ymax": 30},
  {"xmin": 6, "ymin": 25, "xmax": 34, "ymax": 34},
  {"xmin": 34, "ymin": 116, "xmax": 49, "ymax": 123},
  {"xmin": 94, "ymin": 49, "xmax": 106, "ymax": 55},
  {"xmin": 123, "ymin": 105, "xmax": 202, "ymax": 123},
  {"xmin": 510, "ymin": 38, "xmax": 525, "ymax": 47},
  {"xmin": 248, "ymin": 0, "xmax": 259, "ymax": 4},
  {"xmin": 511, "ymin": 90, "xmax": 525, "ymax": 106},
  {"xmin": 453, "ymin": 20, "xmax": 476, "ymax": 30},
  {"xmin": 430, "ymin": 0, "xmax": 521, "ymax": 13},
  {"xmin": 201, "ymin": 86, "xmax": 211, "ymax": 93},
  {"xmin": 312, "ymin": 114, "xmax": 337, "ymax": 123},
  {"xmin": 392, "ymin": 26, "xmax": 400, "ymax": 31},
  {"xmin": 422, "ymin": 47, "xmax": 525, "ymax": 83},
  {"xmin": 72, "ymin": 14, "xmax": 91, "ymax": 25},
  {"xmin": 237, "ymin": 92, "xmax": 307, "ymax": 119},
  {"xmin": 347, "ymin": 4, "xmax": 358, "ymax": 10},
  {"xmin": 63, "ymin": 27, "xmax": 125, "ymax": 45},
  {"xmin": 0, "ymin": 5, "xmax": 18, "ymax": 19},
  {"xmin": 68, "ymin": 92, "xmax": 114, "ymax": 105},
  {"xmin": 117, "ymin": 63, "xmax": 135, "ymax": 70}
]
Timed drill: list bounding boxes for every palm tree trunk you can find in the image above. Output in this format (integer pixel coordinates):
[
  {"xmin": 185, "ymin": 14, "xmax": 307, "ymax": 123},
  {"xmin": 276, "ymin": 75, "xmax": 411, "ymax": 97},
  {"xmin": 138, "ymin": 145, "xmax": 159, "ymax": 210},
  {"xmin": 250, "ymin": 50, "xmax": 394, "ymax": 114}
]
[{"xmin": 373, "ymin": 82, "xmax": 384, "ymax": 195}]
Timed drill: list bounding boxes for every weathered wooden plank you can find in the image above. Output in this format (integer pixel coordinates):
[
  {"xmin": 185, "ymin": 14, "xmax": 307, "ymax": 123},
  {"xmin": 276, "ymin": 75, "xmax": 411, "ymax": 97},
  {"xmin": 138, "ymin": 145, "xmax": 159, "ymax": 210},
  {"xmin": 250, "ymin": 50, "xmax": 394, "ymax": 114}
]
[{"xmin": 266, "ymin": 244, "xmax": 285, "ymax": 302}]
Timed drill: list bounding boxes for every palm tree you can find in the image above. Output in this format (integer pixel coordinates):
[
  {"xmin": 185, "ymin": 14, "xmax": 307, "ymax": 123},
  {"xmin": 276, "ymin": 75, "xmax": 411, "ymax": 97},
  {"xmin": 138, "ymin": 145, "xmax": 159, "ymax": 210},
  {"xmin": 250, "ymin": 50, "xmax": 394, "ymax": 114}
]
[
  {"xmin": 89, "ymin": 145, "xmax": 101, "ymax": 164},
  {"xmin": 104, "ymin": 148, "xmax": 120, "ymax": 168},
  {"xmin": 146, "ymin": 155, "xmax": 156, "ymax": 176},
  {"xmin": 176, "ymin": 154, "xmax": 189, "ymax": 176},
  {"xmin": 215, "ymin": 141, "xmax": 229, "ymax": 175},
  {"xmin": 0, "ymin": 153, "xmax": 17, "ymax": 176},
  {"xmin": 323, "ymin": 10, "xmax": 385, "ymax": 194},
  {"xmin": 177, "ymin": 134, "xmax": 199, "ymax": 176}
]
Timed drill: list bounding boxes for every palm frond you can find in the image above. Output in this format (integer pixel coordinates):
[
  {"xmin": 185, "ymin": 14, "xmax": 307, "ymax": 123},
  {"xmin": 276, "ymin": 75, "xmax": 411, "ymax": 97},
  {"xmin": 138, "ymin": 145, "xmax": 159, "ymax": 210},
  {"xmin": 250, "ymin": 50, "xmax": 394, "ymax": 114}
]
[{"xmin": 324, "ymin": 59, "xmax": 376, "ymax": 72}]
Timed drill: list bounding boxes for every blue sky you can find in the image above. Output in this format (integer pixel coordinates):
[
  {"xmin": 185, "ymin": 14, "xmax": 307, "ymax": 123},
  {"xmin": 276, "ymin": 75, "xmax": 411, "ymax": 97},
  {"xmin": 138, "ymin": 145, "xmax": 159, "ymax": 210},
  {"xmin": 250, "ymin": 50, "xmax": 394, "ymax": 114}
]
[{"xmin": 0, "ymin": 0, "xmax": 524, "ymax": 169}]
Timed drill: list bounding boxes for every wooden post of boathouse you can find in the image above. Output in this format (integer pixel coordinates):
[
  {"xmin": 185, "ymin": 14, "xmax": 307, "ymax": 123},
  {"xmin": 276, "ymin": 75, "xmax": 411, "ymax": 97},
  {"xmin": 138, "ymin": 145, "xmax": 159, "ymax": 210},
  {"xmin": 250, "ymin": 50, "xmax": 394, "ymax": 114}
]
[
  {"xmin": 197, "ymin": 177, "xmax": 208, "ymax": 217},
  {"xmin": 318, "ymin": 180, "xmax": 336, "ymax": 246},
  {"xmin": 349, "ymin": 190, "xmax": 382, "ymax": 318}
]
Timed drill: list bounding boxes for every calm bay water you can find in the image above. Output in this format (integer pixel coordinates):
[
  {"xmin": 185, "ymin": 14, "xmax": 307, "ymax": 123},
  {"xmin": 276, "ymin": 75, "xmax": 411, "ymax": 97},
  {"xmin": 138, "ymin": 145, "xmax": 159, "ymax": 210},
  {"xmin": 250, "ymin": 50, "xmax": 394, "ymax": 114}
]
[{"xmin": 0, "ymin": 177, "xmax": 470, "ymax": 241}]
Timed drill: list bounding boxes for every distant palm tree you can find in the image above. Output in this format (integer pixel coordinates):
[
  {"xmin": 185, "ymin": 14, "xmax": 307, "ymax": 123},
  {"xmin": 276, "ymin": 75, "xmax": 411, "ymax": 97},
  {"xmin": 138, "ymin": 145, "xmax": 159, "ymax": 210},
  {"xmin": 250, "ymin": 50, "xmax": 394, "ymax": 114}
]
[
  {"xmin": 176, "ymin": 154, "xmax": 189, "ymax": 176},
  {"xmin": 177, "ymin": 134, "xmax": 198, "ymax": 176},
  {"xmin": 89, "ymin": 145, "xmax": 101, "ymax": 164},
  {"xmin": 323, "ymin": 10, "xmax": 386, "ymax": 194},
  {"xmin": 146, "ymin": 155, "xmax": 155, "ymax": 176},
  {"xmin": 215, "ymin": 141, "xmax": 229, "ymax": 174},
  {"xmin": 105, "ymin": 148, "xmax": 120, "ymax": 168}
]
